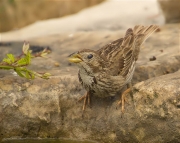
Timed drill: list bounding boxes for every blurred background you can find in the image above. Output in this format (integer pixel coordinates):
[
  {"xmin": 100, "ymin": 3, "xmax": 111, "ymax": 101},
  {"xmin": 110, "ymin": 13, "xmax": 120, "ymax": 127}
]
[
  {"xmin": 0, "ymin": 0, "xmax": 104, "ymax": 32},
  {"xmin": 0, "ymin": 0, "xmax": 180, "ymax": 41}
]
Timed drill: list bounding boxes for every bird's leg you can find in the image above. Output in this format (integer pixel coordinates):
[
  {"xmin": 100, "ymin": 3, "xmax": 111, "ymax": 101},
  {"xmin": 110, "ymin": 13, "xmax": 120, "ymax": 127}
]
[
  {"xmin": 127, "ymin": 82, "xmax": 133, "ymax": 93},
  {"xmin": 87, "ymin": 92, "xmax": 91, "ymax": 106},
  {"xmin": 127, "ymin": 82, "xmax": 134, "ymax": 101},
  {"xmin": 77, "ymin": 91, "xmax": 90, "ymax": 111},
  {"xmin": 77, "ymin": 93, "xmax": 87, "ymax": 102},
  {"xmin": 117, "ymin": 88, "xmax": 131, "ymax": 113}
]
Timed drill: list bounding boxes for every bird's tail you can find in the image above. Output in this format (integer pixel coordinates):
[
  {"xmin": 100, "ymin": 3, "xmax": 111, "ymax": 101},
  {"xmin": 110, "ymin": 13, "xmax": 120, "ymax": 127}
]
[
  {"xmin": 132, "ymin": 25, "xmax": 159, "ymax": 60},
  {"xmin": 133, "ymin": 25, "xmax": 159, "ymax": 43}
]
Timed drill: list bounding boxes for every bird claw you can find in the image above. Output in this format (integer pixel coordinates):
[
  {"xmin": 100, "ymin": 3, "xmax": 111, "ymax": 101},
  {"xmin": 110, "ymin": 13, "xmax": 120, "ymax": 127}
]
[
  {"xmin": 77, "ymin": 91, "xmax": 90, "ymax": 111},
  {"xmin": 116, "ymin": 88, "xmax": 131, "ymax": 113}
]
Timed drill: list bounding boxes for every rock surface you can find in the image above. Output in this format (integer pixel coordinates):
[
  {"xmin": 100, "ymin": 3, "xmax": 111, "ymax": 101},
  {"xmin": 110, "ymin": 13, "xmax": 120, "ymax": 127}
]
[
  {"xmin": 0, "ymin": 0, "xmax": 180, "ymax": 142},
  {"xmin": 0, "ymin": 23, "xmax": 180, "ymax": 142}
]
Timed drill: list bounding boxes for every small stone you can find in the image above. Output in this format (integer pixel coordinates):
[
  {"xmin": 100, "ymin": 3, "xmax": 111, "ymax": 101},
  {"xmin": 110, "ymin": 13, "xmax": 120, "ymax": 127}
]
[
  {"xmin": 24, "ymin": 82, "xmax": 30, "ymax": 88},
  {"xmin": 54, "ymin": 62, "xmax": 60, "ymax": 67},
  {"xmin": 176, "ymin": 104, "xmax": 180, "ymax": 108},
  {"xmin": 149, "ymin": 56, "xmax": 156, "ymax": 61},
  {"xmin": 155, "ymin": 28, "xmax": 161, "ymax": 32}
]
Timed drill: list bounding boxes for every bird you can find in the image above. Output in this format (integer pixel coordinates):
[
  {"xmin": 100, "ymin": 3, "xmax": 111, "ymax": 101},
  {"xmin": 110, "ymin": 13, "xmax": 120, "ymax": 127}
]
[{"xmin": 68, "ymin": 25, "xmax": 159, "ymax": 112}]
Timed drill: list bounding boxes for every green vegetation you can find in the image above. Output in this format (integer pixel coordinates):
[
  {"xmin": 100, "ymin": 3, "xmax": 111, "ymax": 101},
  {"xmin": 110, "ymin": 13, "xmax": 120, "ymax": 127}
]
[{"xmin": 0, "ymin": 42, "xmax": 51, "ymax": 79}]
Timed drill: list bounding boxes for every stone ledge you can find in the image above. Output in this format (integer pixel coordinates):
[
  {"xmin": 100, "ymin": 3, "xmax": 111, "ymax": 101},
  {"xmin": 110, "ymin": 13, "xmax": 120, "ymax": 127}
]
[{"xmin": 0, "ymin": 24, "xmax": 180, "ymax": 142}]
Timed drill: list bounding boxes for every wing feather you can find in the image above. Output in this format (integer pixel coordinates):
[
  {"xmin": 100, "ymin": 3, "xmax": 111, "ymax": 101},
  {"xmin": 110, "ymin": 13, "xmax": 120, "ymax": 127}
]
[{"xmin": 97, "ymin": 25, "xmax": 159, "ymax": 78}]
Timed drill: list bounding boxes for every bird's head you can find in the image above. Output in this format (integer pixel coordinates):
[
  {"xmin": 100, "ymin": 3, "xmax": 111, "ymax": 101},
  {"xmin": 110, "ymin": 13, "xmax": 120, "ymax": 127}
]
[{"xmin": 68, "ymin": 49, "xmax": 106, "ymax": 74}]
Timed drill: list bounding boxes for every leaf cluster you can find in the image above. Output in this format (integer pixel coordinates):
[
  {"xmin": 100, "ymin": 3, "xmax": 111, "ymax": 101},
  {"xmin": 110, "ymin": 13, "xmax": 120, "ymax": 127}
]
[{"xmin": 0, "ymin": 42, "xmax": 51, "ymax": 79}]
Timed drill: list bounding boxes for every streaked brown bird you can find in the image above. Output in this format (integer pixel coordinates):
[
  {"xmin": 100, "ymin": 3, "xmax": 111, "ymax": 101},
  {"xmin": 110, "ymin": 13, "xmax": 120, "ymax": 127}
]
[{"xmin": 68, "ymin": 25, "xmax": 159, "ymax": 112}]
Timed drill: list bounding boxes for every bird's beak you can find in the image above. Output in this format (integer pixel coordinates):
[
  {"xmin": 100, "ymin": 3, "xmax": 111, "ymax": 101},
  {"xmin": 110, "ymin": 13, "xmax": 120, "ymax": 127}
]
[{"xmin": 68, "ymin": 53, "xmax": 83, "ymax": 63}]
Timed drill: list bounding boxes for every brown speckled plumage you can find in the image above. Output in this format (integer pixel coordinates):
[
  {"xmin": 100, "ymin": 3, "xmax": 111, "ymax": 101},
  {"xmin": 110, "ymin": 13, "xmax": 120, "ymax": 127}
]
[{"xmin": 69, "ymin": 25, "xmax": 159, "ymax": 111}]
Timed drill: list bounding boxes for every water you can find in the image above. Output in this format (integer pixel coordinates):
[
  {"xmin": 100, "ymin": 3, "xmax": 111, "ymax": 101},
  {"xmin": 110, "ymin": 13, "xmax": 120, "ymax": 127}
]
[{"xmin": 2, "ymin": 138, "xmax": 98, "ymax": 143}]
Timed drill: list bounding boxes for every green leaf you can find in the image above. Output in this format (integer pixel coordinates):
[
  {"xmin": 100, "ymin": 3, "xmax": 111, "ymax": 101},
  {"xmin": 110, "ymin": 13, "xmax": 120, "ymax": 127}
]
[
  {"xmin": 44, "ymin": 73, "xmax": 51, "ymax": 76},
  {"xmin": 7, "ymin": 54, "xmax": 15, "ymax": 63},
  {"xmin": 30, "ymin": 73, "xmax": 35, "ymax": 79},
  {"xmin": 0, "ymin": 65, "xmax": 13, "ymax": 70},
  {"xmin": 25, "ymin": 71, "xmax": 30, "ymax": 79},
  {"xmin": 14, "ymin": 69, "xmax": 25, "ymax": 77},
  {"xmin": 17, "ymin": 51, "xmax": 31, "ymax": 66},
  {"xmin": 17, "ymin": 57, "xmax": 27, "ymax": 66},
  {"xmin": 2, "ymin": 54, "xmax": 15, "ymax": 64},
  {"xmin": 41, "ymin": 72, "xmax": 51, "ymax": 79},
  {"xmin": 26, "ymin": 51, "xmax": 31, "ymax": 64},
  {"xmin": 3, "ymin": 58, "xmax": 11, "ymax": 64}
]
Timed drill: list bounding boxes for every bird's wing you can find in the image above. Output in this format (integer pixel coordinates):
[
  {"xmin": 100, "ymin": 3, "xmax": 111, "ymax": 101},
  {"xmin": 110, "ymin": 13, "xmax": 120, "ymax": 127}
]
[
  {"xmin": 97, "ymin": 25, "xmax": 159, "ymax": 77},
  {"xmin": 97, "ymin": 38, "xmax": 124, "ymax": 58},
  {"xmin": 97, "ymin": 38, "xmax": 124, "ymax": 75}
]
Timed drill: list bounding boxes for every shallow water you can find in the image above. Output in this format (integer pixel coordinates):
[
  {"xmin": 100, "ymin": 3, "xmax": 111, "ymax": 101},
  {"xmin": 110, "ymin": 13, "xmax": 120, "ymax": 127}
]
[{"xmin": 2, "ymin": 138, "xmax": 98, "ymax": 143}]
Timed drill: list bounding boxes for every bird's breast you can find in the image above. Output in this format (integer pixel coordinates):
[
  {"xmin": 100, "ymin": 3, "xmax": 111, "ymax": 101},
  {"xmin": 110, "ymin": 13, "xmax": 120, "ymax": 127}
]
[
  {"xmin": 80, "ymin": 74, "xmax": 94, "ymax": 88},
  {"xmin": 78, "ymin": 70, "xmax": 118, "ymax": 98}
]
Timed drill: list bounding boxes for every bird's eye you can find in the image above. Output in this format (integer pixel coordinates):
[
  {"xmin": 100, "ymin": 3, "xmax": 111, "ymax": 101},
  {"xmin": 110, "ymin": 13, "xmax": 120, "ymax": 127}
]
[{"xmin": 87, "ymin": 54, "xmax": 93, "ymax": 59}]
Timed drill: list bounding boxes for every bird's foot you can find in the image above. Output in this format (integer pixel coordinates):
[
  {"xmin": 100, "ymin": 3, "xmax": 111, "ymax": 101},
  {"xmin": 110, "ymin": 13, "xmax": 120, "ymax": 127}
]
[
  {"xmin": 77, "ymin": 91, "xmax": 90, "ymax": 111},
  {"xmin": 116, "ymin": 88, "xmax": 131, "ymax": 113}
]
